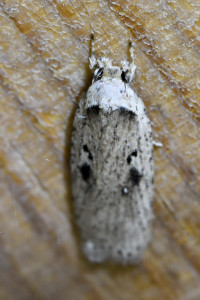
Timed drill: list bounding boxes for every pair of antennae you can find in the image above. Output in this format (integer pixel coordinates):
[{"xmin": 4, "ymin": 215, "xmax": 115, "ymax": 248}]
[{"xmin": 89, "ymin": 33, "xmax": 136, "ymax": 82}]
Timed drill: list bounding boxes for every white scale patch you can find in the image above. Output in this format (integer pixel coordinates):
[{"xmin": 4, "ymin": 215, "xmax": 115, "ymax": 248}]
[{"xmin": 70, "ymin": 34, "xmax": 154, "ymax": 264}]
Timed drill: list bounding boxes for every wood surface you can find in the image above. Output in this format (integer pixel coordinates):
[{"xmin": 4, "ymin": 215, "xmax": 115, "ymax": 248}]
[{"xmin": 0, "ymin": 1, "xmax": 200, "ymax": 299}]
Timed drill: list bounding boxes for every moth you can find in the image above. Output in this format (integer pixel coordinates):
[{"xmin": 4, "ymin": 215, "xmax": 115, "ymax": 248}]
[{"xmin": 70, "ymin": 34, "xmax": 154, "ymax": 264}]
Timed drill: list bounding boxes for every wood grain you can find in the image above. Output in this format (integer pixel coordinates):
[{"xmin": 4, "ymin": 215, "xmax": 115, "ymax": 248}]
[{"xmin": 0, "ymin": 1, "xmax": 200, "ymax": 299}]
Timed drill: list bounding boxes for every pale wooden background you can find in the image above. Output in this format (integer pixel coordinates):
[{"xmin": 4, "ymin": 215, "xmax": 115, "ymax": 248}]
[{"xmin": 0, "ymin": 1, "xmax": 200, "ymax": 300}]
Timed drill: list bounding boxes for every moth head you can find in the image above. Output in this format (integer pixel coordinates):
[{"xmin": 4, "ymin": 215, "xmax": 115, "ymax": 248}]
[
  {"xmin": 92, "ymin": 54, "xmax": 136, "ymax": 84},
  {"xmin": 90, "ymin": 34, "xmax": 136, "ymax": 84},
  {"xmin": 92, "ymin": 63, "xmax": 123, "ymax": 83}
]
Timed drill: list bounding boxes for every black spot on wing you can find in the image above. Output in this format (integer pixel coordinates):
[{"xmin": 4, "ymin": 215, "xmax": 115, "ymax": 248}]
[
  {"xmin": 86, "ymin": 105, "xmax": 100, "ymax": 115},
  {"xmin": 127, "ymin": 150, "xmax": 138, "ymax": 164},
  {"xmin": 130, "ymin": 167, "xmax": 143, "ymax": 186},
  {"xmin": 83, "ymin": 144, "xmax": 93, "ymax": 160},
  {"xmin": 127, "ymin": 156, "xmax": 131, "ymax": 164},
  {"xmin": 80, "ymin": 163, "xmax": 91, "ymax": 181},
  {"xmin": 131, "ymin": 150, "xmax": 138, "ymax": 157},
  {"xmin": 119, "ymin": 106, "xmax": 136, "ymax": 119},
  {"xmin": 83, "ymin": 144, "xmax": 89, "ymax": 152}
]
